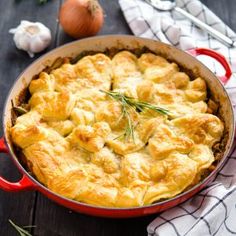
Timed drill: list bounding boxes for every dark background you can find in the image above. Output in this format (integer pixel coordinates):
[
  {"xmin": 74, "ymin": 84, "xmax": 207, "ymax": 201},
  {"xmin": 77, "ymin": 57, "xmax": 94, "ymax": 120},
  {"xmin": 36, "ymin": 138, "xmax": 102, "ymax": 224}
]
[{"xmin": 0, "ymin": 0, "xmax": 235, "ymax": 235}]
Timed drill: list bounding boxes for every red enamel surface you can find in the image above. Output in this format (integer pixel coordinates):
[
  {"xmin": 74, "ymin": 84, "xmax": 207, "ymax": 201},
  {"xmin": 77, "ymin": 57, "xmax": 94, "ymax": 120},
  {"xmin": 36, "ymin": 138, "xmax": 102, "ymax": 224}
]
[
  {"xmin": 187, "ymin": 48, "xmax": 232, "ymax": 84},
  {"xmin": 0, "ymin": 137, "xmax": 36, "ymax": 192},
  {"xmin": 0, "ymin": 174, "xmax": 36, "ymax": 192},
  {"xmin": 0, "ymin": 137, "xmax": 8, "ymax": 153}
]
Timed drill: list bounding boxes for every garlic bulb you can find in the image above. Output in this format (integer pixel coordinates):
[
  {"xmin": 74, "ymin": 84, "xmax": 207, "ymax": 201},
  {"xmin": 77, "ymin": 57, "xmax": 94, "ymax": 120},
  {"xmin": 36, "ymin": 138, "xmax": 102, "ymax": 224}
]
[{"xmin": 9, "ymin": 20, "xmax": 52, "ymax": 57}]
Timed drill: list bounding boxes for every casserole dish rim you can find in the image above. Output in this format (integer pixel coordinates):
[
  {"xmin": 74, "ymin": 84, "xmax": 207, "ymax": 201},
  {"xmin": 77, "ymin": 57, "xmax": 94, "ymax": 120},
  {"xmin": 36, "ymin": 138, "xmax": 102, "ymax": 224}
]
[{"xmin": 2, "ymin": 34, "xmax": 235, "ymax": 212}]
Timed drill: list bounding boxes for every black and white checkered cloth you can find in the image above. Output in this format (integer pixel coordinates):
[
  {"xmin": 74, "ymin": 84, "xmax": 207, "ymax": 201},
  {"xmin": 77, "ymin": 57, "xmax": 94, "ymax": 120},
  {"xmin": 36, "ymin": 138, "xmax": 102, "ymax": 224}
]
[{"xmin": 119, "ymin": 0, "xmax": 236, "ymax": 235}]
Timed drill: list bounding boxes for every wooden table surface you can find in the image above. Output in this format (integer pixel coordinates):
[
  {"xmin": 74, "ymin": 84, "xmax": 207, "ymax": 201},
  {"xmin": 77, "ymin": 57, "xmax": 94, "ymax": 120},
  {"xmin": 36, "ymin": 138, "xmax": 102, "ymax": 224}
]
[{"xmin": 0, "ymin": 0, "xmax": 235, "ymax": 235}]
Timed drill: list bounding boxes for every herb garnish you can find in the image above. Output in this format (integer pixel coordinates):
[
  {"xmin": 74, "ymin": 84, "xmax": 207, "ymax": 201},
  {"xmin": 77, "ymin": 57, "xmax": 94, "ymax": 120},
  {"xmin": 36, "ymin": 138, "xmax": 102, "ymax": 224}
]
[
  {"xmin": 100, "ymin": 90, "xmax": 169, "ymax": 141},
  {"xmin": 13, "ymin": 106, "xmax": 28, "ymax": 115},
  {"xmin": 9, "ymin": 219, "xmax": 35, "ymax": 236}
]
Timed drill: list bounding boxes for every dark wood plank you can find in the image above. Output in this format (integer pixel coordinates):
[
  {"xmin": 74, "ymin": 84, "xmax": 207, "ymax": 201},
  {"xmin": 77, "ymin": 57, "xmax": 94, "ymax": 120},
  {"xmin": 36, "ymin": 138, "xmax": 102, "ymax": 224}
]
[
  {"xmin": 98, "ymin": 0, "xmax": 132, "ymax": 35},
  {"xmin": 0, "ymin": 0, "xmax": 60, "ymax": 235},
  {"xmin": 33, "ymin": 193, "xmax": 156, "ymax": 236}
]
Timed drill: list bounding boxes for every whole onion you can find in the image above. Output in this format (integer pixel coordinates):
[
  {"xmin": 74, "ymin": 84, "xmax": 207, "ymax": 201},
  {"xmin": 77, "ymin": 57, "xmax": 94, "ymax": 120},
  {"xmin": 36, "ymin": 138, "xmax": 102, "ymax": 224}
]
[{"xmin": 59, "ymin": 0, "xmax": 104, "ymax": 38}]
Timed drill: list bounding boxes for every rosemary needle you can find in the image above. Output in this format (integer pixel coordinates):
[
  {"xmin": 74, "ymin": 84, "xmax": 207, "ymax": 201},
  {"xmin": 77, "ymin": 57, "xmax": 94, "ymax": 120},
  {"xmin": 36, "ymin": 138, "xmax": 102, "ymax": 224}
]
[
  {"xmin": 100, "ymin": 90, "xmax": 169, "ymax": 141},
  {"xmin": 9, "ymin": 219, "xmax": 35, "ymax": 236}
]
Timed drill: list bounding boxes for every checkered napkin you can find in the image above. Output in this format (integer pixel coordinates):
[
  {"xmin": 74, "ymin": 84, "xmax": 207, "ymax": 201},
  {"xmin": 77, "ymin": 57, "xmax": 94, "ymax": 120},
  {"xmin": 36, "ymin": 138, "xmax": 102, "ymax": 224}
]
[{"xmin": 119, "ymin": 0, "xmax": 236, "ymax": 235}]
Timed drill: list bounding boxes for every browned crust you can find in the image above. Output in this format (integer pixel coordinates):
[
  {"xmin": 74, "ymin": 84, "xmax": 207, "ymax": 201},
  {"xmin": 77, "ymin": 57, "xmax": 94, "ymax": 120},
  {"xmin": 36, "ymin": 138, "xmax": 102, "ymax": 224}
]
[{"xmin": 10, "ymin": 47, "xmax": 227, "ymax": 190}]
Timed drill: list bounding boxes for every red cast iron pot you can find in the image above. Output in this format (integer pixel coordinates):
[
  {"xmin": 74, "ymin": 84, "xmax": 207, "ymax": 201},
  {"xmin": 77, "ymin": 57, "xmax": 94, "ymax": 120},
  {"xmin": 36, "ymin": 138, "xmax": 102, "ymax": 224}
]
[{"xmin": 0, "ymin": 35, "xmax": 235, "ymax": 218}]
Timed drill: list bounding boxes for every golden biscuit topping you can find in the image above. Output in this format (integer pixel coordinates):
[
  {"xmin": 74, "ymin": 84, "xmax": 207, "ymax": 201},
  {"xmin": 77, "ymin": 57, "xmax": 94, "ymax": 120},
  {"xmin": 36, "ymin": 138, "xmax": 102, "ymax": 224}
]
[{"xmin": 10, "ymin": 51, "xmax": 224, "ymax": 207}]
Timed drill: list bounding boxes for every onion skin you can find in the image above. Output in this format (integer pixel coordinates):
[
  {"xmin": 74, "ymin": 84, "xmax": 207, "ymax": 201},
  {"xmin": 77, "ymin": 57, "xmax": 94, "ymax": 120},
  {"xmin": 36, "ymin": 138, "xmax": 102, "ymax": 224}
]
[{"xmin": 59, "ymin": 0, "xmax": 104, "ymax": 38}]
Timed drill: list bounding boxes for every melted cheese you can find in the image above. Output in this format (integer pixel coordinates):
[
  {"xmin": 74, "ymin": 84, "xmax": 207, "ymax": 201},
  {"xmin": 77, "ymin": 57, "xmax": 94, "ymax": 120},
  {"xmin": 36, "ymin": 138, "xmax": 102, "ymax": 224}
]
[{"xmin": 10, "ymin": 51, "xmax": 224, "ymax": 208}]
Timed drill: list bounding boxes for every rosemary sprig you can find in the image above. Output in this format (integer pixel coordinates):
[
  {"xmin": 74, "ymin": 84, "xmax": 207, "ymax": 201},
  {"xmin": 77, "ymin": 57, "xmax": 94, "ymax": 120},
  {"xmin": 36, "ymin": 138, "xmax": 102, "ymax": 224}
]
[
  {"xmin": 9, "ymin": 219, "xmax": 35, "ymax": 236},
  {"xmin": 13, "ymin": 106, "xmax": 28, "ymax": 115},
  {"xmin": 100, "ymin": 90, "xmax": 169, "ymax": 141},
  {"xmin": 117, "ymin": 102, "xmax": 135, "ymax": 141}
]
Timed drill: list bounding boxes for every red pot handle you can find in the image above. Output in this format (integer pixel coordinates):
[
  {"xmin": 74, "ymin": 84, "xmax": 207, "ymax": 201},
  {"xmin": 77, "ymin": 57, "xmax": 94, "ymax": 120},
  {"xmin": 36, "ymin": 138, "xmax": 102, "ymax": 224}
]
[
  {"xmin": 187, "ymin": 48, "xmax": 232, "ymax": 84},
  {"xmin": 0, "ymin": 137, "xmax": 36, "ymax": 192}
]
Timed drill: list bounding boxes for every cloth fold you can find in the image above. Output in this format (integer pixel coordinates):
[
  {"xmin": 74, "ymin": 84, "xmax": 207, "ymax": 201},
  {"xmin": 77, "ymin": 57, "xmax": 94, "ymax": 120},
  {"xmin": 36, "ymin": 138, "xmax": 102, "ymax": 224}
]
[{"xmin": 119, "ymin": 0, "xmax": 236, "ymax": 235}]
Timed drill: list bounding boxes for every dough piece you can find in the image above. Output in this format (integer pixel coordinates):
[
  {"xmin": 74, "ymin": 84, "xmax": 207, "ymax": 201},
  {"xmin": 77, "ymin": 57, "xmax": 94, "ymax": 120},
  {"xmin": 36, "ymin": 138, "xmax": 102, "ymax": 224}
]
[
  {"xmin": 116, "ymin": 186, "xmax": 147, "ymax": 207},
  {"xmin": 67, "ymin": 122, "xmax": 111, "ymax": 152},
  {"xmin": 47, "ymin": 120, "xmax": 75, "ymax": 136},
  {"xmin": 29, "ymin": 72, "xmax": 54, "ymax": 94},
  {"xmin": 153, "ymin": 83, "xmax": 185, "ymax": 105},
  {"xmin": 148, "ymin": 124, "xmax": 194, "ymax": 159},
  {"xmin": 106, "ymin": 132, "xmax": 145, "ymax": 155},
  {"xmin": 138, "ymin": 116, "xmax": 166, "ymax": 143},
  {"xmin": 112, "ymin": 51, "xmax": 140, "ymax": 79},
  {"xmin": 11, "ymin": 111, "xmax": 46, "ymax": 148},
  {"xmin": 144, "ymin": 63, "xmax": 179, "ymax": 83},
  {"xmin": 144, "ymin": 153, "xmax": 197, "ymax": 204},
  {"xmin": 74, "ymin": 53, "xmax": 112, "ymax": 90},
  {"xmin": 170, "ymin": 72, "xmax": 190, "ymax": 89},
  {"xmin": 76, "ymin": 182, "xmax": 118, "ymax": 207},
  {"xmin": 189, "ymin": 144, "xmax": 215, "ymax": 171},
  {"xmin": 91, "ymin": 147, "xmax": 120, "ymax": 174},
  {"xmin": 120, "ymin": 152, "xmax": 151, "ymax": 186},
  {"xmin": 136, "ymin": 80, "xmax": 155, "ymax": 102},
  {"xmin": 112, "ymin": 51, "xmax": 143, "ymax": 97},
  {"xmin": 23, "ymin": 135, "xmax": 70, "ymax": 186},
  {"xmin": 11, "ymin": 124, "xmax": 49, "ymax": 149},
  {"xmin": 95, "ymin": 100, "xmax": 138, "ymax": 130},
  {"xmin": 171, "ymin": 114, "xmax": 224, "ymax": 147},
  {"xmin": 52, "ymin": 63, "xmax": 83, "ymax": 93},
  {"xmin": 138, "ymin": 53, "xmax": 169, "ymax": 72},
  {"xmin": 185, "ymin": 77, "xmax": 207, "ymax": 102},
  {"xmin": 29, "ymin": 91, "xmax": 75, "ymax": 121},
  {"xmin": 164, "ymin": 101, "xmax": 208, "ymax": 119},
  {"xmin": 70, "ymin": 108, "xmax": 94, "ymax": 126}
]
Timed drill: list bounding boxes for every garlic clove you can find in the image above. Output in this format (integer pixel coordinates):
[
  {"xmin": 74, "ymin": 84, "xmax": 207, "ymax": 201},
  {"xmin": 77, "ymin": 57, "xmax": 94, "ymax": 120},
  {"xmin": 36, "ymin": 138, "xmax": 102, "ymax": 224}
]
[
  {"xmin": 17, "ymin": 34, "xmax": 30, "ymax": 51},
  {"xmin": 9, "ymin": 20, "xmax": 52, "ymax": 57},
  {"xmin": 29, "ymin": 36, "xmax": 47, "ymax": 53}
]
